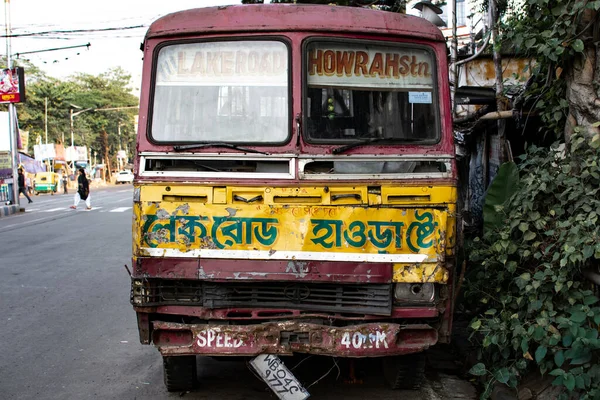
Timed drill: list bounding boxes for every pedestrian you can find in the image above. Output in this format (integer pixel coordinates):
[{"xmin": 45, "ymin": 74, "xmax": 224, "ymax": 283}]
[
  {"xmin": 70, "ymin": 168, "xmax": 91, "ymax": 210},
  {"xmin": 17, "ymin": 168, "xmax": 33, "ymax": 203},
  {"xmin": 26, "ymin": 175, "xmax": 33, "ymax": 196},
  {"xmin": 62, "ymin": 173, "xmax": 68, "ymax": 194}
]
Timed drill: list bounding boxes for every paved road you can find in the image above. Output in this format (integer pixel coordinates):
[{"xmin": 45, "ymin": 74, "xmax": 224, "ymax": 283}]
[{"xmin": 0, "ymin": 185, "xmax": 476, "ymax": 400}]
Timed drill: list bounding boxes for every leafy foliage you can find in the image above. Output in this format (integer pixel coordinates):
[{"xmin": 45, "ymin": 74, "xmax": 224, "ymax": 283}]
[
  {"xmin": 14, "ymin": 67, "xmax": 138, "ymax": 166},
  {"xmin": 465, "ymin": 133, "xmax": 600, "ymax": 398},
  {"xmin": 482, "ymin": 161, "xmax": 520, "ymax": 234},
  {"xmin": 499, "ymin": 0, "xmax": 599, "ymax": 139}
]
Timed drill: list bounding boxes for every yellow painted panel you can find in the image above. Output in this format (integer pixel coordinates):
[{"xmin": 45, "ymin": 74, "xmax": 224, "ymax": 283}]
[
  {"xmin": 136, "ymin": 201, "xmax": 448, "ymax": 257},
  {"xmin": 393, "ymin": 263, "xmax": 449, "ymax": 283},
  {"xmin": 381, "ymin": 185, "xmax": 456, "ymax": 205}
]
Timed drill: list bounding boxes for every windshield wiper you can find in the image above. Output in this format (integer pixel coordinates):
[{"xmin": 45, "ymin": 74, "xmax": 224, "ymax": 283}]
[
  {"xmin": 332, "ymin": 137, "xmax": 424, "ymax": 154},
  {"xmin": 173, "ymin": 142, "xmax": 268, "ymax": 155}
]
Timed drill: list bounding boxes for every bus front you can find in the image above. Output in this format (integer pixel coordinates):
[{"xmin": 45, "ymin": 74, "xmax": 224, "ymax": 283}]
[{"xmin": 131, "ymin": 5, "xmax": 456, "ymax": 393}]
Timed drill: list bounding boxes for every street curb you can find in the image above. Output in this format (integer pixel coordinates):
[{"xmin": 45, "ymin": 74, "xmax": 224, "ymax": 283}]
[{"xmin": 0, "ymin": 204, "xmax": 22, "ymax": 218}]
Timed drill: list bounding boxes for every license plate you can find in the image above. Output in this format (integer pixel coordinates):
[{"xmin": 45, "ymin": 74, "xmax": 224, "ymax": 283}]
[{"xmin": 250, "ymin": 354, "xmax": 310, "ymax": 400}]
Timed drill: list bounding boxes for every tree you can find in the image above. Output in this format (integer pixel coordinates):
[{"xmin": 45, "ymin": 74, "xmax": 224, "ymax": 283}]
[
  {"xmin": 16, "ymin": 67, "xmax": 138, "ymax": 169},
  {"xmin": 498, "ymin": 0, "xmax": 599, "ymax": 141},
  {"xmin": 464, "ymin": 1, "xmax": 600, "ymax": 398}
]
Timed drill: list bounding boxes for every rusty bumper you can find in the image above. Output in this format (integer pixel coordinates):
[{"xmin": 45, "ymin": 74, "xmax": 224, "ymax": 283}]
[{"xmin": 152, "ymin": 320, "xmax": 437, "ymax": 357}]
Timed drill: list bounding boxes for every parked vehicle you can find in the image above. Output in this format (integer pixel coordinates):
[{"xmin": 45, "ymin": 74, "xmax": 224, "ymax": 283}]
[
  {"xmin": 115, "ymin": 170, "xmax": 134, "ymax": 184},
  {"xmin": 33, "ymin": 172, "xmax": 59, "ymax": 195},
  {"xmin": 131, "ymin": 4, "xmax": 457, "ymax": 393}
]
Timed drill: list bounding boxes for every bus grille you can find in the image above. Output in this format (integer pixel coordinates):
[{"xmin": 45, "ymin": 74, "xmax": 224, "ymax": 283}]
[{"xmin": 131, "ymin": 279, "xmax": 392, "ymax": 316}]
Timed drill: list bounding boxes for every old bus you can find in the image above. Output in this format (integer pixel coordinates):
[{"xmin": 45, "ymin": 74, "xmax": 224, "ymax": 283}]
[{"xmin": 131, "ymin": 4, "xmax": 456, "ymax": 393}]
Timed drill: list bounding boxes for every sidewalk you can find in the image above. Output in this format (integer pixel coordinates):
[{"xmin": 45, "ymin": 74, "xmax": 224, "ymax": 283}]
[{"xmin": 0, "ymin": 203, "xmax": 23, "ymax": 217}]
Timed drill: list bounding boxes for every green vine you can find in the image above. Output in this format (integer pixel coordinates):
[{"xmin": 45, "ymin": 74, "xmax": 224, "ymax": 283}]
[
  {"xmin": 499, "ymin": 0, "xmax": 599, "ymax": 138},
  {"xmin": 465, "ymin": 130, "xmax": 600, "ymax": 398}
]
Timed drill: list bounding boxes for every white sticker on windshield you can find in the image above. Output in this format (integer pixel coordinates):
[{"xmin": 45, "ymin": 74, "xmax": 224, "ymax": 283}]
[{"xmin": 408, "ymin": 92, "xmax": 432, "ymax": 104}]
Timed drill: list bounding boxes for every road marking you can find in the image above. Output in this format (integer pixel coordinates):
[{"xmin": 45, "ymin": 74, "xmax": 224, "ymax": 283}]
[
  {"xmin": 44, "ymin": 207, "xmax": 66, "ymax": 212},
  {"xmin": 74, "ymin": 206, "xmax": 102, "ymax": 211},
  {"xmin": 109, "ymin": 207, "xmax": 132, "ymax": 213}
]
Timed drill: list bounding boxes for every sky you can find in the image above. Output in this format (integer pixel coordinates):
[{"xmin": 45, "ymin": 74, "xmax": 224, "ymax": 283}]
[{"xmin": 3, "ymin": 0, "xmax": 241, "ymax": 93}]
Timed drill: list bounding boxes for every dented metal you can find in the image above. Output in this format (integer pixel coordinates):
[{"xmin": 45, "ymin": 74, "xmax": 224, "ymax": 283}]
[{"xmin": 152, "ymin": 320, "xmax": 438, "ymax": 357}]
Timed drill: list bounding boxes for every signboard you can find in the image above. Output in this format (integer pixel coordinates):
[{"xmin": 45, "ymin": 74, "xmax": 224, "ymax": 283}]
[
  {"xmin": 307, "ymin": 43, "xmax": 434, "ymax": 90},
  {"xmin": 0, "ymin": 112, "xmax": 9, "ymax": 151},
  {"xmin": 19, "ymin": 130, "xmax": 29, "ymax": 152},
  {"xmin": 0, "ymin": 67, "xmax": 26, "ymax": 104},
  {"xmin": 0, "ymin": 151, "xmax": 10, "ymax": 169},
  {"xmin": 33, "ymin": 144, "xmax": 56, "ymax": 161},
  {"xmin": 408, "ymin": 91, "xmax": 433, "ymax": 104},
  {"xmin": 139, "ymin": 204, "xmax": 447, "ymax": 263},
  {"xmin": 156, "ymin": 41, "xmax": 288, "ymax": 86},
  {"xmin": 0, "ymin": 151, "xmax": 11, "ymax": 180},
  {"xmin": 54, "ymin": 144, "xmax": 66, "ymax": 161},
  {"xmin": 66, "ymin": 146, "xmax": 88, "ymax": 162}
]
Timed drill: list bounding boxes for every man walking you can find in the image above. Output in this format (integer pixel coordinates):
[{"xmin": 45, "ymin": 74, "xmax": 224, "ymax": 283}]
[
  {"xmin": 62, "ymin": 173, "xmax": 68, "ymax": 194},
  {"xmin": 17, "ymin": 168, "xmax": 33, "ymax": 204}
]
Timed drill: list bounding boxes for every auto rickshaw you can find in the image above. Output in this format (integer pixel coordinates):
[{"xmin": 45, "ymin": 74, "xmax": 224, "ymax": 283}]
[{"xmin": 33, "ymin": 172, "xmax": 59, "ymax": 195}]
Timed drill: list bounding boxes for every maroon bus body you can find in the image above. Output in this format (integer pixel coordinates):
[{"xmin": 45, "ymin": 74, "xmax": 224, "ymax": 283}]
[{"xmin": 132, "ymin": 3, "xmax": 454, "ymax": 374}]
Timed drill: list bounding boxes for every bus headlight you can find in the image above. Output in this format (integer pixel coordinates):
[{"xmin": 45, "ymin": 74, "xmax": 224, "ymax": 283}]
[
  {"xmin": 133, "ymin": 187, "xmax": 141, "ymax": 202},
  {"xmin": 393, "ymin": 283, "xmax": 435, "ymax": 304}
]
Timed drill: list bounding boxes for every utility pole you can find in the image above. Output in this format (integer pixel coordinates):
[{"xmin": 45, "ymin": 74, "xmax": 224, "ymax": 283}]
[
  {"xmin": 5, "ymin": 0, "xmax": 18, "ymax": 206},
  {"xmin": 44, "ymin": 97, "xmax": 48, "ymax": 144},
  {"xmin": 69, "ymin": 104, "xmax": 94, "ymax": 155},
  {"xmin": 69, "ymin": 108, "xmax": 74, "ymax": 147}
]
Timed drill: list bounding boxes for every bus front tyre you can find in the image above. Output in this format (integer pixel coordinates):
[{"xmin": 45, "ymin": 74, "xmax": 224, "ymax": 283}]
[{"xmin": 163, "ymin": 355, "xmax": 197, "ymax": 392}]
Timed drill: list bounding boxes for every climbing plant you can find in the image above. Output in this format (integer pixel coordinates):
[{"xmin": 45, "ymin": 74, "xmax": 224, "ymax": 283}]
[
  {"xmin": 465, "ymin": 129, "xmax": 600, "ymax": 398},
  {"xmin": 498, "ymin": 0, "xmax": 599, "ymax": 139}
]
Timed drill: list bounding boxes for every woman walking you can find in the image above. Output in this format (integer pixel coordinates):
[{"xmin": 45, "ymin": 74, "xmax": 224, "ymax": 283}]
[{"xmin": 70, "ymin": 168, "xmax": 91, "ymax": 210}]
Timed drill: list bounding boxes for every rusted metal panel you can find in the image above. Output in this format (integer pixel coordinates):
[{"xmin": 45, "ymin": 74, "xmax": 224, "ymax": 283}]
[
  {"xmin": 461, "ymin": 57, "xmax": 535, "ymax": 88},
  {"xmin": 147, "ymin": 5, "xmax": 445, "ymax": 43},
  {"xmin": 152, "ymin": 320, "xmax": 438, "ymax": 357},
  {"xmin": 393, "ymin": 262, "xmax": 449, "ymax": 283},
  {"xmin": 136, "ymin": 312, "xmax": 151, "ymax": 345},
  {"xmin": 134, "ymin": 257, "xmax": 393, "ymax": 283}
]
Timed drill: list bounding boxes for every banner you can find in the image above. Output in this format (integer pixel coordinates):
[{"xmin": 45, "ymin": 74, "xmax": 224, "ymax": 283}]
[
  {"xmin": 19, "ymin": 129, "xmax": 29, "ymax": 152},
  {"xmin": 0, "ymin": 67, "xmax": 26, "ymax": 104},
  {"xmin": 66, "ymin": 146, "xmax": 88, "ymax": 162},
  {"xmin": 0, "ymin": 111, "xmax": 9, "ymax": 151},
  {"xmin": 0, "ymin": 151, "xmax": 11, "ymax": 180},
  {"xmin": 307, "ymin": 43, "xmax": 434, "ymax": 90},
  {"xmin": 54, "ymin": 144, "xmax": 66, "ymax": 161},
  {"xmin": 0, "ymin": 151, "xmax": 10, "ymax": 169},
  {"xmin": 34, "ymin": 144, "xmax": 56, "ymax": 161},
  {"xmin": 18, "ymin": 152, "xmax": 46, "ymax": 174}
]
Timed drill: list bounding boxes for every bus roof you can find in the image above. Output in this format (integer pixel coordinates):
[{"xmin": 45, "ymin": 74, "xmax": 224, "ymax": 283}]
[{"xmin": 146, "ymin": 4, "xmax": 445, "ymax": 42}]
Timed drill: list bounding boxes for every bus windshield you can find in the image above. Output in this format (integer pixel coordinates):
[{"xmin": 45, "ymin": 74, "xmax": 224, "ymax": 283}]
[
  {"xmin": 151, "ymin": 40, "xmax": 289, "ymax": 144},
  {"xmin": 305, "ymin": 41, "xmax": 438, "ymax": 143}
]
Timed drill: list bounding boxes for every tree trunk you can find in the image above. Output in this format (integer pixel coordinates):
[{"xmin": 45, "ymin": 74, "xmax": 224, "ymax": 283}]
[
  {"xmin": 564, "ymin": 10, "xmax": 600, "ymax": 141},
  {"xmin": 101, "ymin": 130, "xmax": 111, "ymax": 181}
]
